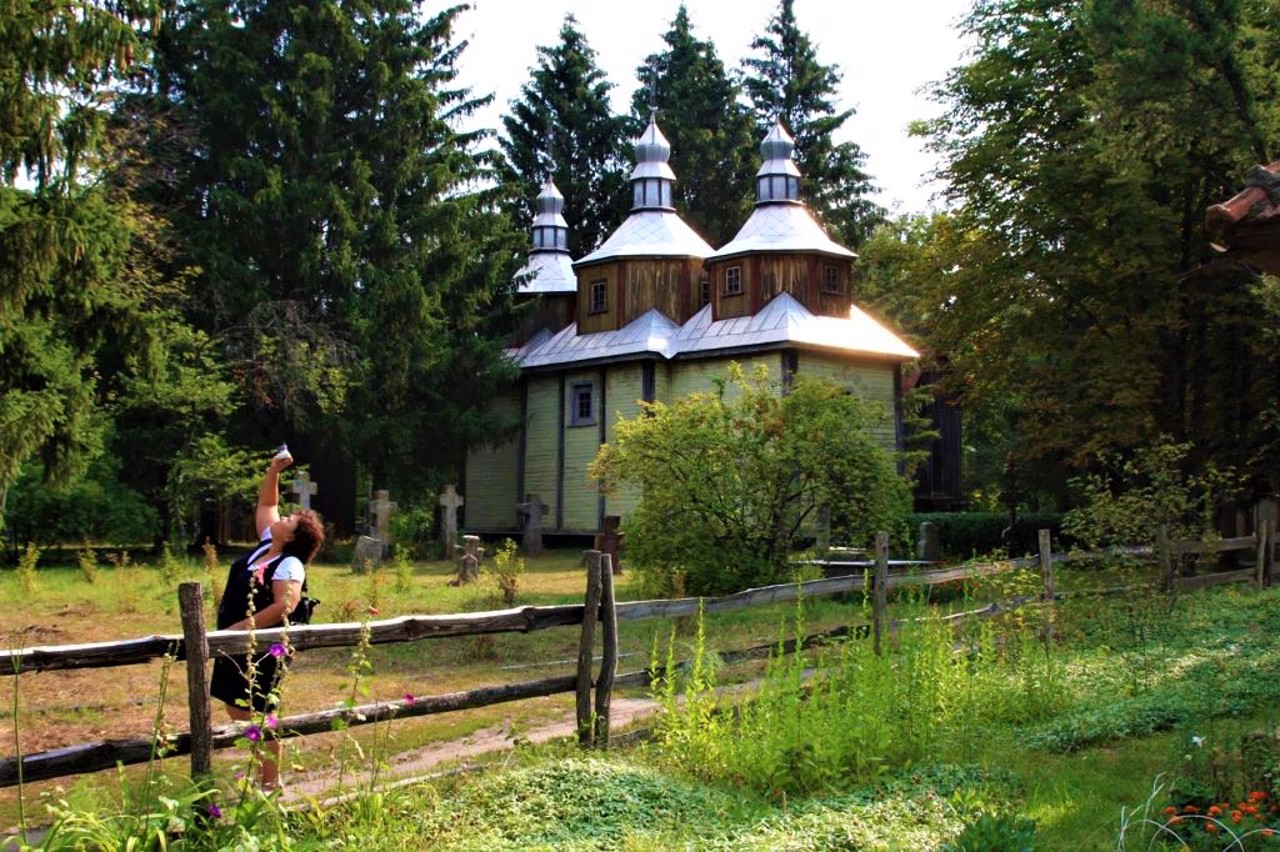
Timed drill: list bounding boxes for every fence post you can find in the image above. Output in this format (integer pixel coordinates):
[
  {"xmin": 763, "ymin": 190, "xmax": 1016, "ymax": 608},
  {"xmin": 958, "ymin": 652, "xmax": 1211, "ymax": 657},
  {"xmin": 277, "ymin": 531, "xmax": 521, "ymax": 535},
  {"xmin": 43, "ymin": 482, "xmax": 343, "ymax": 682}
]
[
  {"xmin": 576, "ymin": 550, "xmax": 603, "ymax": 748},
  {"xmin": 1038, "ymin": 529, "xmax": 1055, "ymax": 642},
  {"xmin": 873, "ymin": 532, "xmax": 889, "ymax": 656},
  {"xmin": 1157, "ymin": 524, "xmax": 1174, "ymax": 600},
  {"xmin": 593, "ymin": 553, "xmax": 618, "ymax": 749},
  {"xmin": 178, "ymin": 582, "xmax": 212, "ymax": 781}
]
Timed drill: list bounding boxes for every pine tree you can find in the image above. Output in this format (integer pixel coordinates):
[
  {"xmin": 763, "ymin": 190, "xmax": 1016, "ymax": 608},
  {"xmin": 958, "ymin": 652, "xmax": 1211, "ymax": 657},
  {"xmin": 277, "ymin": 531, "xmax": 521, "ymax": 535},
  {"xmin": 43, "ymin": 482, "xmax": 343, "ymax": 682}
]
[
  {"xmin": 630, "ymin": 5, "xmax": 757, "ymax": 247},
  {"xmin": 500, "ymin": 14, "xmax": 631, "ymax": 257},
  {"xmin": 153, "ymin": 1, "xmax": 524, "ymax": 495},
  {"xmin": 0, "ymin": 1, "xmax": 163, "ymax": 516},
  {"xmin": 741, "ymin": 0, "xmax": 883, "ymax": 247}
]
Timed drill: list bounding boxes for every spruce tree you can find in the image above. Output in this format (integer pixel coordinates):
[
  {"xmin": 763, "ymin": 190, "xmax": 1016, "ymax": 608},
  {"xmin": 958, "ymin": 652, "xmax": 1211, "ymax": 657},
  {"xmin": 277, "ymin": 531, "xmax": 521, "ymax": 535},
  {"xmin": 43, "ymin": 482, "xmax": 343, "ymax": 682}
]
[
  {"xmin": 630, "ymin": 5, "xmax": 757, "ymax": 247},
  {"xmin": 741, "ymin": 0, "xmax": 883, "ymax": 247},
  {"xmin": 500, "ymin": 14, "xmax": 630, "ymax": 257},
  {"xmin": 154, "ymin": 1, "xmax": 524, "ymax": 495},
  {"xmin": 0, "ymin": 1, "xmax": 163, "ymax": 515}
]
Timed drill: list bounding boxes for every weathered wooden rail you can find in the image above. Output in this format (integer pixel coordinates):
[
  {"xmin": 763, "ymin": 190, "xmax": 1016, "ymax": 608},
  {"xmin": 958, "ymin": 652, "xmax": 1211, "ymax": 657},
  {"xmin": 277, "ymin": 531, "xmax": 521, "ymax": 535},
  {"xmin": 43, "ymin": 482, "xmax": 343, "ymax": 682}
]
[{"xmin": 1, "ymin": 524, "xmax": 1273, "ymax": 789}]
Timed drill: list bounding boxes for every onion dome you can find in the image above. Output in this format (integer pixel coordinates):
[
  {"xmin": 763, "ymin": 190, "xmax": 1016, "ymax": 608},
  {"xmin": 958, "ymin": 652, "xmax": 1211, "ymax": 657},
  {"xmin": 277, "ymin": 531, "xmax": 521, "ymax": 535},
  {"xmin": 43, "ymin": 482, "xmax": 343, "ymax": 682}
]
[
  {"xmin": 709, "ymin": 119, "xmax": 854, "ymax": 261},
  {"xmin": 517, "ymin": 179, "xmax": 576, "ymax": 294},
  {"xmin": 576, "ymin": 114, "xmax": 711, "ymax": 265}
]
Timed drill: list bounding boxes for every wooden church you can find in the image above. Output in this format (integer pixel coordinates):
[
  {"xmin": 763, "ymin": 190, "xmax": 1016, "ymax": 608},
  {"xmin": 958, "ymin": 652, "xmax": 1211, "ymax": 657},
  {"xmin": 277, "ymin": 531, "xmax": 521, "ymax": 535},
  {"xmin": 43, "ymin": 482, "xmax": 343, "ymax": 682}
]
[{"xmin": 464, "ymin": 116, "xmax": 918, "ymax": 535}]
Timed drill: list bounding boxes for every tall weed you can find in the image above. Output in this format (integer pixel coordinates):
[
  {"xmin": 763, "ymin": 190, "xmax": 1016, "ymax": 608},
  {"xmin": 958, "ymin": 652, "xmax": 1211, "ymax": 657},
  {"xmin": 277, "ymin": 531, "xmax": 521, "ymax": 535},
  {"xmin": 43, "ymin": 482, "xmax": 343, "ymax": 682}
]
[
  {"xmin": 16, "ymin": 543, "xmax": 39, "ymax": 597},
  {"xmin": 76, "ymin": 545, "xmax": 99, "ymax": 585}
]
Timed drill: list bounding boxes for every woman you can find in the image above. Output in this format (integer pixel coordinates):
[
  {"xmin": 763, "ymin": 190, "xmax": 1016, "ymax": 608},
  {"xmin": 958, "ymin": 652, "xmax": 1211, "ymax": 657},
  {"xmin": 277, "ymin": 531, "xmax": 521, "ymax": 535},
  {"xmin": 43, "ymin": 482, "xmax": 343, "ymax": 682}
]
[{"xmin": 210, "ymin": 448, "xmax": 324, "ymax": 791}]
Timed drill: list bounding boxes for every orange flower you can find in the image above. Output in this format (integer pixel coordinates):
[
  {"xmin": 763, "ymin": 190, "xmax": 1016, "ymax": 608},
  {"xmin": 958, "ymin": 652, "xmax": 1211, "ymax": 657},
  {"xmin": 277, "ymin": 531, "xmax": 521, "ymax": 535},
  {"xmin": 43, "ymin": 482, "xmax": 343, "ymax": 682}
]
[
  {"xmin": 1263, "ymin": 828, "xmax": 1275, "ymax": 838},
  {"xmin": 1164, "ymin": 806, "xmax": 1178, "ymax": 816},
  {"xmin": 1245, "ymin": 805, "xmax": 1259, "ymax": 815},
  {"xmin": 1171, "ymin": 816, "xmax": 1183, "ymax": 825},
  {"xmin": 1184, "ymin": 805, "xmax": 1199, "ymax": 813},
  {"xmin": 1251, "ymin": 791, "xmax": 1269, "ymax": 802},
  {"xmin": 1232, "ymin": 810, "xmax": 1244, "ymax": 824},
  {"xmin": 1205, "ymin": 823, "xmax": 1219, "ymax": 833},
  {"xmin": 1208, "ymin": 806, "xmax": 1222, "ymax": 816}
]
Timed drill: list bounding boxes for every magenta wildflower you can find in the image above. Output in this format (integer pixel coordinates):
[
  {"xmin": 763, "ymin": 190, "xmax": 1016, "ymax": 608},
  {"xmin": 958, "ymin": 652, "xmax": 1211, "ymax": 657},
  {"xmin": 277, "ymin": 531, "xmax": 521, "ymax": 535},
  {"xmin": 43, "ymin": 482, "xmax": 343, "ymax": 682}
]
[
  {"xmin": 404, "ymin": 694, "xmax": 416, "ymax": 706},
  {"xmin": 245, "ymin": 725, "xmax": 262, "ymax": 742},
  {"xmin": 207, "ymin": 803, "xmax": 222, "ymax": 819},
  {"xmin": 268, "ymin": 643, "xmax": 286, "ymax": 658},
  {"xmin": 265, "ymin": 714, "xmax": 278, "ymax": 729}
]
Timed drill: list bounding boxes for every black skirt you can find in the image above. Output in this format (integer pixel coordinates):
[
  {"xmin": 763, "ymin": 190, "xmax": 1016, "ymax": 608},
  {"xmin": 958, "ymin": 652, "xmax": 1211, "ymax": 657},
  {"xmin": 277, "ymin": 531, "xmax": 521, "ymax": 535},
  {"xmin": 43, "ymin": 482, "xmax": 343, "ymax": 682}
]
[{"xmin": 209, "ymin": 650, "xmax": 288, "ymax": 714}]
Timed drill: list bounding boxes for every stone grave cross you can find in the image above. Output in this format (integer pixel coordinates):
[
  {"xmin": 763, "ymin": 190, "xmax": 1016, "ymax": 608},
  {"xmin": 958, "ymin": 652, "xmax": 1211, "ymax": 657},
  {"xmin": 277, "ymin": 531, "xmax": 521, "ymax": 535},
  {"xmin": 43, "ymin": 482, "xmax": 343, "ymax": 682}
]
[
  {"xmin": 437, "ymin": 484, "xmax": 465, "ymax": 559},
  {"xmin": 517, "ymin": 492, "xmax": 549, "ymax": 556},
  {"xmin": 289, "ymin": 470, "xmax": 318, "ymax": 511},
  {"xmin": 370, "ymin": 489, "xmax": 398, "ymax": 549}
]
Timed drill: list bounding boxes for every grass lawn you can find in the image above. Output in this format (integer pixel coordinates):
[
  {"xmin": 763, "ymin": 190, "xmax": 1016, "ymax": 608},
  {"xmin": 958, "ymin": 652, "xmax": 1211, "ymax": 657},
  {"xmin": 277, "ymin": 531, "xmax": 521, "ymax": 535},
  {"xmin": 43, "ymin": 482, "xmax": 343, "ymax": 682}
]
[{"xmin": 6, "ymin": 547, "xmax": 1280, "ymax": 849}]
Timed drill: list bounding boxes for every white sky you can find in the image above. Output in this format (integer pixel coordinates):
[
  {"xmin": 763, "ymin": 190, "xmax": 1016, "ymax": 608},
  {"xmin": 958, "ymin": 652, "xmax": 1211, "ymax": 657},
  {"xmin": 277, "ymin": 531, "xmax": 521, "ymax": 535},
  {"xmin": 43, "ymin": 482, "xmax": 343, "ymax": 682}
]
[{"xmin": 454, "ymin": 0, "xmax": 974, "ymax": 216}]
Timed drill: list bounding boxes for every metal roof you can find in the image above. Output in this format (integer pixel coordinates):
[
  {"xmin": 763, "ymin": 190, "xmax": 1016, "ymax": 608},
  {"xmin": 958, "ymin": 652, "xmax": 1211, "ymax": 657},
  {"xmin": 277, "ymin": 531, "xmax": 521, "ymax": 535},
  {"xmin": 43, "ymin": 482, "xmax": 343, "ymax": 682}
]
[
  {"xmin": 515, "ymin": 292, "xmax": 916, "ymax": 370},
  {"xmin": 575, "ymin": 210, "xmax": 713, "ymax": 265},
  {"xmin": 517, "ymin": 179, "xmax": 577, "ymax": 294},
  {"xmin": 708, "ymin": 203, "xmax": 856, "ymax": 261},
  {"xmin": 576, "ymin": 114, "xmax": 711, "ymax": 265},
  {"xmin": 516, "ymin": 251, "xmax": 577, "ymax": 294}
]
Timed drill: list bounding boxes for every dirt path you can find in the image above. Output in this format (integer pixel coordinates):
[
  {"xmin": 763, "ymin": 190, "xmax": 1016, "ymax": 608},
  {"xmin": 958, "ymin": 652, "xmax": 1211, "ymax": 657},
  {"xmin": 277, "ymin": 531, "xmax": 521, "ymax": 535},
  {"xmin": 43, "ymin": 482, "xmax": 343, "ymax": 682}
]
[{"xmin": 281, "ymin": 694, "xmax": 665, "ymax": 804}]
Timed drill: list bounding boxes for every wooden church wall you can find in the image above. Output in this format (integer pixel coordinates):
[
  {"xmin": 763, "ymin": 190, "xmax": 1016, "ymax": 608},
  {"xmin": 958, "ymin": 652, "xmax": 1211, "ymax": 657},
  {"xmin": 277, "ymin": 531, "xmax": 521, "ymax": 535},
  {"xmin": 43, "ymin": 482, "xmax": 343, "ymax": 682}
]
[
  {"xmin": 561, "ymin": 367, "xmax": 603, "ymax": 532},
  {"xmin": 798, "ymin": 352, "xmax": 899, "ymax": 451},
  {"xmin": 462, "ymin": 390, "xmax": 522, "ymax": 530},
  {"xmin": 522, "ymin": 375, "xmax": 562, "ymax": 530}
]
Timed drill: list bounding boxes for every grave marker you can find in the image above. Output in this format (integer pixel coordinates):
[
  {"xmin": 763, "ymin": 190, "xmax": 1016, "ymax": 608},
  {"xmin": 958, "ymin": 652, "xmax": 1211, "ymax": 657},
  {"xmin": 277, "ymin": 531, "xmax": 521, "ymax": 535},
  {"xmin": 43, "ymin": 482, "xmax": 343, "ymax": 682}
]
[
  {"xmin": 370, "ymin": 490, "xmax": 398, "ymax": 551},
  {"xmin": 517, "ymin": 493, "xmax": 549, "ymax": 556},
  {"xmin": 438, "ymin": 484, "xmax": 465, "ymax": 559},
  {"xmin": 289, "ymin": 471, "xmax": 318, "ymax": 511}
]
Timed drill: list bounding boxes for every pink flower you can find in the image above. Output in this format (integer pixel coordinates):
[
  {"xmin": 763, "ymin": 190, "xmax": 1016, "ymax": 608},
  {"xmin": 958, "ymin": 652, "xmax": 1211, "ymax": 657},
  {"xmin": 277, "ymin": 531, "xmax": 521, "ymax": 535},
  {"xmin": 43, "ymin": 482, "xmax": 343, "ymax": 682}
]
[
  {"xmin": 207, "ymin": 803, "xmax": 222, "ymax": 819},
  {"xmin": 245, "ymin": 725, "xmax": 262, "ymax": 742},
  {"xmin": 404, "ymin": 694, "xmax": 416, "ymax": 706},
  {"xmin": 269, "ymin": 643, "xmax": 286, "ymax": 658},
  {"xmin": 265, "ymin": 714, "xmax": 278, "ymax": 729}
]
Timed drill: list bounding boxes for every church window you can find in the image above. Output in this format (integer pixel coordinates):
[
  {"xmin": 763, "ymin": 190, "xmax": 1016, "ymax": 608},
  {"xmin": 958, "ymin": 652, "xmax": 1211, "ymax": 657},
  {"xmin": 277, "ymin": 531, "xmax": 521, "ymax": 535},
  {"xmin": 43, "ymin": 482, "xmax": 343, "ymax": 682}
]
[
  {"xmin": 725, "ymin": 266, "xmax": 742, "ymax": 295},
  {"xmin": 824, "ymin": 265, "xmax": 843, "ymax": 294},
  {"xmin": 570, "ymin": 382, "xmax": 595, "ymax": 426},
  {"xmin": 590, "ymin": 279, "xmax": 608, "ymax": 313}
]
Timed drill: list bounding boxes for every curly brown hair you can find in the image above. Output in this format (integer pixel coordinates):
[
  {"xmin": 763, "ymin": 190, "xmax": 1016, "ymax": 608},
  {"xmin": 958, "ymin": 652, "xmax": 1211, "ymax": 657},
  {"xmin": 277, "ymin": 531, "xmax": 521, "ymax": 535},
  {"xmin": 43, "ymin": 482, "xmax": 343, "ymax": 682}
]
[{"xmin": 282, "ymin": 510, "xmax": 325, "ymax": 564}]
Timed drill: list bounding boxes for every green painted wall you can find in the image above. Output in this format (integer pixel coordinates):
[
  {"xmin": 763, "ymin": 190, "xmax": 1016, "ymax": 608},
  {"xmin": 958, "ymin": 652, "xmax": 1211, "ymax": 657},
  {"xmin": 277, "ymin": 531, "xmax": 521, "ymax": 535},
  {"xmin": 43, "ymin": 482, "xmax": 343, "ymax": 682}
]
[
  {"xmin": 664, "ymin": 354, "xmax": 779, "ymax": 400},
  {"xmin": 562, "ymin": 369, "xmax": 602, "ymax": 531},
  {"xmin": 463, "ymin": 391, "xmax": 521, "ymax": 530},
  {"xmin": 604, "ymin": 364, "xmax": 646, "ymax": 518},
  {"xmin": 523, "ymin": 375, "xmax": 561, "ymax": 527},
  {"xmin": 798, "ymin": 353, "xmax": 899, "ymax": 450}
]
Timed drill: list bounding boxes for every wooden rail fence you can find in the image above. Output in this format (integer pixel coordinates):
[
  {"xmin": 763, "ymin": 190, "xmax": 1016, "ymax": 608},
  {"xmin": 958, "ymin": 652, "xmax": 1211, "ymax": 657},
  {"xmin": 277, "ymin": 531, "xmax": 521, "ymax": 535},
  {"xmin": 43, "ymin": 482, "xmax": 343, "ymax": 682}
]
[{"xmin": 1, "ymin": 524, "xmax": 1273, "ymax": 788}]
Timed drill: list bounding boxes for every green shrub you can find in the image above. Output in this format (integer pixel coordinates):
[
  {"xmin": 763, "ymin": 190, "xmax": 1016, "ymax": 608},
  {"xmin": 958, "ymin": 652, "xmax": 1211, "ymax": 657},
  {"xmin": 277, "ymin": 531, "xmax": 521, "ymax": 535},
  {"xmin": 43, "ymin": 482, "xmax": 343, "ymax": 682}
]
[
  {"xmin": 944, "ymin": 811, "xmax": 1038, "ymax": 851},
  {"xmin": 904, "ymin": 512, "xmax": 1071, "ymax": 559}
]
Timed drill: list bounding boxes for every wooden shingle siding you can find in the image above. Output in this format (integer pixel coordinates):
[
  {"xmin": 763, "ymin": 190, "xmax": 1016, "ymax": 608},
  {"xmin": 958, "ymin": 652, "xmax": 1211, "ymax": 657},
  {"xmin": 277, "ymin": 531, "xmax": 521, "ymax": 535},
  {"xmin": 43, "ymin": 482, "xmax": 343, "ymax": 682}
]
[
  {"xmin": 562, "ymin": 369, "xmax": 602, "ymax": 531},
  {"xmin": 707, "ymin": 253, "xmax": 854, "ymax": 321},
  {"xmin": 798, "ymin": 353, "xmax": 898, "ymax": 451},
  {"xmin": 522, "ymin": 376, "xmax": 561, "ymax": 527},
  {"xmin": 463, "ymin": 392, "xmax": 521, "ymax": 530}
]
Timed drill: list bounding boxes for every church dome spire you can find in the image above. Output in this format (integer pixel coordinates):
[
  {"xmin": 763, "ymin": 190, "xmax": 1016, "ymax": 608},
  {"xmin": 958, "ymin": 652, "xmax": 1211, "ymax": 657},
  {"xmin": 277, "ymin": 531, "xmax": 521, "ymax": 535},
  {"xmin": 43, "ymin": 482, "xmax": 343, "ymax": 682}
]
[
  {"xmin": 531, "ymin": 179, "xmax": 570, "ymax": 254},
  {"xmin": 630, "ymin": 112, "xmax": 677, "ymax": 211},
  {"xmin": 756, "ymin": 119, "xmax": 802, "ymax": 205}
]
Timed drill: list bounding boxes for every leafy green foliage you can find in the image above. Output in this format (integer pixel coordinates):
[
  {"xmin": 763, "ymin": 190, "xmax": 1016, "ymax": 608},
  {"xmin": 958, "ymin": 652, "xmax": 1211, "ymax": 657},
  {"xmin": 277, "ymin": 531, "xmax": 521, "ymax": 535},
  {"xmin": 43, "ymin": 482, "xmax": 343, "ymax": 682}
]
[
  {"xmin": 943, "ymin": 811, "xmax": 1039, "ymax": 852},
  {"xmin": 591, "ymin": 364, "xmax": 911, "ymax": 596},
  {"xmin": 741, "ymin": 0, "xmax": 882, "ymax": 247},
  {"xmin": 489, "ymin": 539, "xmax": 524, "ymax": 607},
  {"xmin": 910, "ymin": 0, "xmax": 1280, "ymax": 498},
  {"xmin": 629, "ymin": 6, "xmax": 757, "ymax": 247},
  {"xmin": 5, "ymin": 457, "xmax": 159, "ymax": 547},
  {"xmin": 500, "ymin": 14, "xmax": 630, "ymax": 257},
  {"xmin": 906, "ymin": 512, "xmax": 1069, "ymax": 560},
  {"xmin": 1062, "ymin": 438, "xmax": 1239, "ymax": 549}
]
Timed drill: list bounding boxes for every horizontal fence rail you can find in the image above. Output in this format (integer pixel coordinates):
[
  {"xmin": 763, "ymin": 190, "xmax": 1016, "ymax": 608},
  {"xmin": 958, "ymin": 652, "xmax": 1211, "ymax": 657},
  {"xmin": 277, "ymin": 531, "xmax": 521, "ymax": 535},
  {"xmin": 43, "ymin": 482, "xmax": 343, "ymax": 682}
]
[{"xmin": 1, "ymin": 526, "xmax": 1273, "ymax": 789}]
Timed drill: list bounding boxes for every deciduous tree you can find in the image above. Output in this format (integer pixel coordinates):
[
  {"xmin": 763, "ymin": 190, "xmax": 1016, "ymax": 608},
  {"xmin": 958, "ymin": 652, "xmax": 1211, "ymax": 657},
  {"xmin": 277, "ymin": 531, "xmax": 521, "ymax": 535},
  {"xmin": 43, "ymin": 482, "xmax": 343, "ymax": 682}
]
[{"xmin": 590, "ymin": 365, "xmax": 910, "ymax": 597}]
